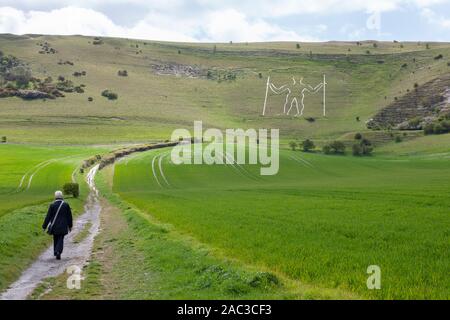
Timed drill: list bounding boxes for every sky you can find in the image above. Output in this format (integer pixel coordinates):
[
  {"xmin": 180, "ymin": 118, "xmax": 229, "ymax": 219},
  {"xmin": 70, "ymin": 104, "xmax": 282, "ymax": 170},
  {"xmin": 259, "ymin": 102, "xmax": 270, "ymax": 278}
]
[{"xmin": 0, "ymin": 0, "xmax": 449, "ymax": 42}]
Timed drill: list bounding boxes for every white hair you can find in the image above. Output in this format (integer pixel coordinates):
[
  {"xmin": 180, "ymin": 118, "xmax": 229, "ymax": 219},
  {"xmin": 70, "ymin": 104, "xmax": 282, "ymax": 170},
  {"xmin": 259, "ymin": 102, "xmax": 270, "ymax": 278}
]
[{"xmin": 54, "ymin": 190, "xmax": 64, "ymax": 199}]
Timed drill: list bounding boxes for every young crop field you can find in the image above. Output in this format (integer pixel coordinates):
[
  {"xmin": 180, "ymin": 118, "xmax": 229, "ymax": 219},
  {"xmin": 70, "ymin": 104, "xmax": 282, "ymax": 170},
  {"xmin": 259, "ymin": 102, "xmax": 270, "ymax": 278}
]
[
  {"xmin": 0, "ymin": 144, "xmax": 110, "ymax": 216},
  {"xmin": 112, "ymin": 147, "xmax": 450, "ymax": 299}
]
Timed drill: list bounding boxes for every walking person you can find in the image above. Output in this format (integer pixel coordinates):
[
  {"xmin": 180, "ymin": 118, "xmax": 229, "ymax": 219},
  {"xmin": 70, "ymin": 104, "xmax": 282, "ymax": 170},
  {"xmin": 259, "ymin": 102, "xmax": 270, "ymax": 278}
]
[{"xmin": 42, "ymin": 191, "xmax": 73, "ymax": 260}]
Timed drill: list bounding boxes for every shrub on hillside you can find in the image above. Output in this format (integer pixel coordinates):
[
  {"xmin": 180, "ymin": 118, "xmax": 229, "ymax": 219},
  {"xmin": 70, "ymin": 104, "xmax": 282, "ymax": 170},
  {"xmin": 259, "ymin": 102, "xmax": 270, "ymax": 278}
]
[
  {"xmin": 352, "ymin": 143, "xmax": 362, "ymax": 156},
  {"xmin": 101, "ymin": 89, "xmax": 118, "ymax": 100},
  {"xmin": 8, "ymin": 66, "xmax": 32, "ymax": 87},
  {"xmin": 73, "ymin": 71, "xmax": 86, "ymax": 77},
  {"xmin": 424, "ymin": 123, "xmax": 434, "ymax": 135},
  {"xmin": 352, "ymin": 138, "xmax": 373, "ymax": 156},
  {"xmin": 63, "ymin": 182, "xmax": 79, "ymax": 198},
  {"xmin": 424, "ymin": 119, "xmax": 450, "ymax": 135},
  {"xmin": 323, "ymin": 141, "xmax": 346, "ymax": 155},
  {"xmin": 322, "ymin": 145, "xmax": 331, "ymax": 154},
  {"xmin": 289, "ymin": 141, "xmax": 297, "ymax": 151},
  {"xmin": 93, "ymin": 37, "xmax": 103, "ymax": 45},
  {"xmin": 1, "ymin": 136, "xmax": 6, "ymax": 143},
  {"xmin": 408, "ymin": 116, "xmax": 422, "ymax": 128},
  {"xmin": 56, "ymin": 79, "xmax": 75, "ymax": 92},
  {"xmin": 301, "ymin": 139, "xmax": 315, "ymax": 152},
  {"xmin": 354, "ymin": 133, "xmax": 362, "ymax": 140}
]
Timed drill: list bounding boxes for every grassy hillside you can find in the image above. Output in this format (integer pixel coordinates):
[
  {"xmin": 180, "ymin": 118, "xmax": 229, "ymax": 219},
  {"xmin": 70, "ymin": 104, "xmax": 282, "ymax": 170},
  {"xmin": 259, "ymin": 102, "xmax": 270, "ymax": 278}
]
[{"xmin": 1, "ymin": 34, "xmax": 450, "ymax": 143}]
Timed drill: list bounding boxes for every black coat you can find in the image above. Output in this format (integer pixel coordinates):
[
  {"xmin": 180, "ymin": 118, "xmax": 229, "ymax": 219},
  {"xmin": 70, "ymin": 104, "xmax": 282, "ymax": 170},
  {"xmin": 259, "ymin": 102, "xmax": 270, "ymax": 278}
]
[{"xmin": 42, "ymin": 200, "xmax": 73, "ymax": 235}]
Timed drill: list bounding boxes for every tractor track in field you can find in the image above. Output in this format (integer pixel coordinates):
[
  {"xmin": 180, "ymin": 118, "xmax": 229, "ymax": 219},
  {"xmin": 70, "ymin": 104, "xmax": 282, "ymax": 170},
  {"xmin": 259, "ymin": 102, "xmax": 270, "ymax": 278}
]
[
  {"xmin": 221, "ymin": 150, "xmax": 261, "ymax": 181},
  {"xmin": 13, "ymin": 154, "xmax": 85, "ymax": 194},
  {"xmin": 158, "ymin": 153, "xmax": 171, "ymax": 186},
  {"xmin": 289, "ymin": 154, "xmax": 314, "ymax": 168},
  {"xmin": 143, "ymin": 146, "xmax": 261, "ymax": 189},
  {"xmin": 16, "ymin": 159, "xmax": 56, "ymax": 192},
  {"xmin": 151, "ymin": 151, "xmax": 171, "ymax": 188},
  {"xmin": 149, "ymin": 148, "xmax": 260, "ymax": 189},
  {"xmin": 151, "ymin": 154, "xmax": 163, "ymax": 187},
  {"xmin": 25, "ymin": 160, "xmax": 57, "ymax": 190},
  {"xmin": 0, "ymin": 165, "xmax": 101, "ymax": 300}
]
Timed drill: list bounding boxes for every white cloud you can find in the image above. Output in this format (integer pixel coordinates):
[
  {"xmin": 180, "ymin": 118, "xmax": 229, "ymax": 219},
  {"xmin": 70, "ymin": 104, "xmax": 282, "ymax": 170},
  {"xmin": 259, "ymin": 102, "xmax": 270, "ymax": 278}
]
[
  {"xmin": 0, "ymin": 6, "xmax": 317, "ymax": 42},
  {"xmin": 339, "ymin": 23, "xmax": 367, "ymax": 40},
  {"xmin": 2, "ymin": 0, "xmax": 449, "ymax": 17},
  {"xmin": 0, "ymin": 1, "xmax": 449, "ymax": 42},
  {"xmin": 0, "ymin": 6, "xmax": 196, "ymax": 41},
  {"xmin": 421, "ymin": 8, "xmax": 450, "ymax": 28},
  {"xmin": 200, "ymin": 9, "xmax": 313, "ymax": 42}
]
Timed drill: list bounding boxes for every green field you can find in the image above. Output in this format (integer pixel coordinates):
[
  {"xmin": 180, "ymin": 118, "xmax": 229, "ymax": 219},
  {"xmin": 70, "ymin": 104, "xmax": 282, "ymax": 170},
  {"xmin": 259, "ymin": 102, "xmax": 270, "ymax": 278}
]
[
  {"xmin": 0, "ymin": 144, "xmax": 111, "ymax": 216},
  {"xmin": 111, "ymin": 146, "xmax": 450, "ymax": 299}
]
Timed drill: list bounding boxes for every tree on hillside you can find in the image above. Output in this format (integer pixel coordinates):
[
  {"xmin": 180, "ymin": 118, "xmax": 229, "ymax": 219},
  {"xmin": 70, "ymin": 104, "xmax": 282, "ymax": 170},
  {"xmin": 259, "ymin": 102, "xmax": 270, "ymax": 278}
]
[
  {"xmin": 301, "ymin": 139, "xmax": 315, "ymax": 152},
  {"xmin": 289, "ymin": 141, "xmax": 298, "ymax": 151},
  {"xmin": 8, "ymin": 66, "xmax": 32, "ymax": 87},
  {"xmin": 323, "ymin": 141, "xmax": 346, "ymax": 155},
  {"xmin": 352, "ymin": 143, "xmax": 362, "ymax": 156},
  {"xmin": 352, "ymin": 138, "xmax": 373, "ymax": 156}
]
